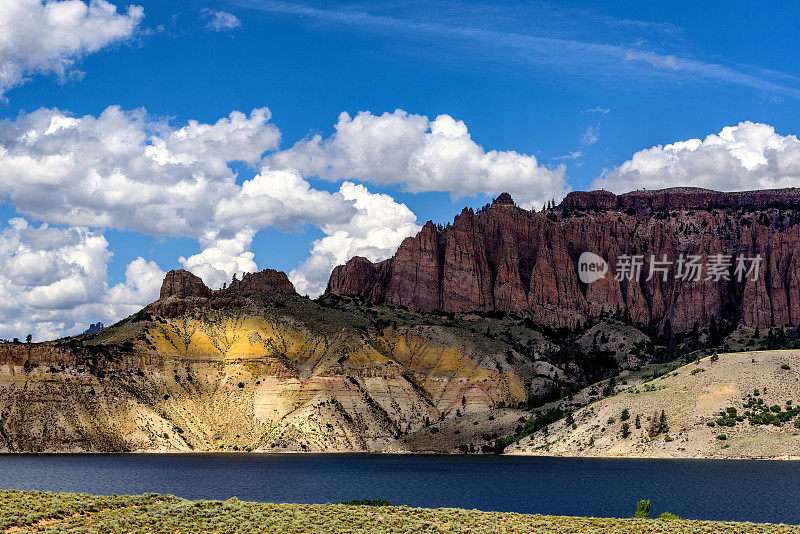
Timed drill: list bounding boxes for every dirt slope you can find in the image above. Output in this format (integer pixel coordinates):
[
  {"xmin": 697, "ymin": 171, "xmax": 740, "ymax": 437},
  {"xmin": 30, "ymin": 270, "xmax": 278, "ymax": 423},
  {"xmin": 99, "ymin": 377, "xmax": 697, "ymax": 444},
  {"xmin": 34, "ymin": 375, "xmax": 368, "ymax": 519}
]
[{"xmin": 507, "ymin": 349, "xmax": 800, "ymax": 459}]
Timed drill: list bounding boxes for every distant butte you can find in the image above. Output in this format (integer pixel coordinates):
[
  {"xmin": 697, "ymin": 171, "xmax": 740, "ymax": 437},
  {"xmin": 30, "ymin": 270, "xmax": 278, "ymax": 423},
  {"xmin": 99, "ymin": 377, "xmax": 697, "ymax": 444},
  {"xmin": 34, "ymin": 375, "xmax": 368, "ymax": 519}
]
[{"xmin": 146, "ymin": 268, "xmax": 296, "ymax": 318}]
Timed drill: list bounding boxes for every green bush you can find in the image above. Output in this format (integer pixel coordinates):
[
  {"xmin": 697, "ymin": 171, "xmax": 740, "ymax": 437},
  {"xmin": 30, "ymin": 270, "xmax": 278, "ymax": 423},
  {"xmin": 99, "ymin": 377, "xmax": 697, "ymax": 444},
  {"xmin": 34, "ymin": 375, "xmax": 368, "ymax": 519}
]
[
  {"xmin": 717, "ymin": 434, "xmax": 727, "ymax": 440},
  {"xmin": 659, "ymin": 512, "xmax": 681, "ymax": 520},
  {"xmin": 634, "ymin": 500, "xmax": 651, "ymax": 518},
  {"xmin": 131, "ymin": 310, "xmax": 152, "ymax": 323}
]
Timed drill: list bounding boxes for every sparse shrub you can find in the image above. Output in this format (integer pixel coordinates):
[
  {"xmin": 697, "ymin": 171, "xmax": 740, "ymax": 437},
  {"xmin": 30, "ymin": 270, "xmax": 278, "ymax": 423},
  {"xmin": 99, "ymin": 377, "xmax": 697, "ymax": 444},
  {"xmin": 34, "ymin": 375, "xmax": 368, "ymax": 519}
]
[
  {"xmin": 339, "ymin": 499, "xmax": 392, "ymax": 506},
  {"xmin": 648, "ymin": 410, "xmax": 667, "ymax": 437}
]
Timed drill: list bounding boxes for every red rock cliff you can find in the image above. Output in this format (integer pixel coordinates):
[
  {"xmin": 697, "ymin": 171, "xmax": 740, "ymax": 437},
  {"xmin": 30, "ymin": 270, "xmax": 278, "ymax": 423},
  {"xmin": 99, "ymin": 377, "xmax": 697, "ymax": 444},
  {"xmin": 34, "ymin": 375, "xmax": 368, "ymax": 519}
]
[{"xmin": 327, "ymin": 188, "xmax": 800, "ymax": 332}]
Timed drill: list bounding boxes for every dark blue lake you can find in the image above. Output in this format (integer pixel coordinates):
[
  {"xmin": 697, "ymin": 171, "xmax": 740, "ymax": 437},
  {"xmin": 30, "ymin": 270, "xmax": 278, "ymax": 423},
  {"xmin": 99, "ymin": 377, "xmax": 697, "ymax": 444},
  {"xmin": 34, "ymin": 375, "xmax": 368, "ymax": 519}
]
[{"xmin": 0, "ymin": 454, "xmax": 797, "ymax": 524}]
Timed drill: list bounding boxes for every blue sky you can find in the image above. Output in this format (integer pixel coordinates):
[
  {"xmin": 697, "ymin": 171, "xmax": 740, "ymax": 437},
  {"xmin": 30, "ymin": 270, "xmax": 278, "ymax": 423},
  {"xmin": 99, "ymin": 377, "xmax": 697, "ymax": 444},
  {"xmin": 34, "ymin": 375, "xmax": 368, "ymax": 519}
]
[{"xmin": 2, "ymin": 0, "xmax": 800, "ymax": 339}]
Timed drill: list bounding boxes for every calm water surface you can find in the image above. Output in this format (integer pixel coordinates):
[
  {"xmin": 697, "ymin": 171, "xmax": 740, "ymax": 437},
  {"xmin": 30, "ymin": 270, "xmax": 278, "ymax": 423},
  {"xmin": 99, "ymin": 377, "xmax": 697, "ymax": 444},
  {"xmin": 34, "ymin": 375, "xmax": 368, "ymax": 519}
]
[{"xmin": 0, "ymin": 454, "xmax": 797, "ymax": 524}]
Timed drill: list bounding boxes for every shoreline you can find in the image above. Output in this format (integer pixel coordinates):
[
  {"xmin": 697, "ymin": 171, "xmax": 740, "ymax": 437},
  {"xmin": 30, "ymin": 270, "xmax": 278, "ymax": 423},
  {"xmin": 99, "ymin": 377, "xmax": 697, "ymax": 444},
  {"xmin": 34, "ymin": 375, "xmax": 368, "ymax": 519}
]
[{"xmin": 1, "ymin": 449, "xmax": 800, "ymax": 461}]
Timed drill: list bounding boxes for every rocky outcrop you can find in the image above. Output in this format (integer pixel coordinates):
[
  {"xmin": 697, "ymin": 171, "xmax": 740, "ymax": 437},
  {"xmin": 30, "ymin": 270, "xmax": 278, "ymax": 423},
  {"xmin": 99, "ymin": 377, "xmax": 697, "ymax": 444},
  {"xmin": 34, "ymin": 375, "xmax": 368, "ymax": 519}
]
[
  {"xmin": 160, "ymin": 270, "xmax": 212, "ymax": 300},
  {"xmin": 81, "ymin": 322, "xmax": 105, "ymax": 335},
  {"xmin": 328, "ymin": 188, "xmax": 800, "ymax": 333},
  {"xmin": 146, "ymin": 269, "xmax": 296, "ymax": 318},
  {"xmin": 229, "ymin": 269, "xmax": 295, "ymax": 296}
]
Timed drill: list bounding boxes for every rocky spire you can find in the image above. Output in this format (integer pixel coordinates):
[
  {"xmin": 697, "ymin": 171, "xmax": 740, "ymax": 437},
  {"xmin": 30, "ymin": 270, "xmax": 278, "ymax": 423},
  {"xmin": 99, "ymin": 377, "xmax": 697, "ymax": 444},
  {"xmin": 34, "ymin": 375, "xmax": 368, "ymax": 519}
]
[{"xmin": 493, "ymin": 192, "xmax": 515, "ymax": 205}]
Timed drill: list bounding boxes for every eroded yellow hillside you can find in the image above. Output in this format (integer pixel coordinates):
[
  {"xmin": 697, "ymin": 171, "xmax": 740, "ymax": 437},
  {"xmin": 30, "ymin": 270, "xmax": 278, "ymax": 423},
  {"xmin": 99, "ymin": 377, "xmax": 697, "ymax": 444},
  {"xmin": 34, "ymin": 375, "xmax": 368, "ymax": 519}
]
[{"xmin": 0, "ymin": 302, "xmax": 535, "ymax": 453}]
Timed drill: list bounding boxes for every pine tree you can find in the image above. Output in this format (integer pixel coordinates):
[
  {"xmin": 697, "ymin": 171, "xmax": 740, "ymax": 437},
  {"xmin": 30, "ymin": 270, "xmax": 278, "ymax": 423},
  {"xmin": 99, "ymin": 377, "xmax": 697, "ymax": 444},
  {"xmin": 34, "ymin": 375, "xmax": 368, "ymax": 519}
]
[{"xmin": 710, "ymin": 316, "xmax": 719, "ymax": 345}]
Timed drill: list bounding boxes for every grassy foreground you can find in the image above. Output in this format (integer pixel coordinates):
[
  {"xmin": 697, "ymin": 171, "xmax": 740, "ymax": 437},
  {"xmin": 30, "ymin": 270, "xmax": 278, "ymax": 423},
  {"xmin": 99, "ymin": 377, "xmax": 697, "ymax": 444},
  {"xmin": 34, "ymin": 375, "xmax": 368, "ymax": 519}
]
[{"xmin": 1, "ymin": 490, "xmax": 798, "ymax": 533}]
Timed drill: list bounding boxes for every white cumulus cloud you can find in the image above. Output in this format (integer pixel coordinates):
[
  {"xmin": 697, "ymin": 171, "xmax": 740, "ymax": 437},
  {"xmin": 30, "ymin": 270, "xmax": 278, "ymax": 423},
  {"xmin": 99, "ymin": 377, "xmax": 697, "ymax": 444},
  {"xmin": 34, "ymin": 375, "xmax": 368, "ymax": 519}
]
[
  {"xmin": 271, "ymin": 109, "xmax": 568, "ymax": 209},
  {"xmin": 0, "ymin": 106, "xmax": 280, "ymax": 236},
  {"xmin": 179, "ymin": 228, "xmax": 257, "ymax": 290},
  {"xmin": 289, "ymin": 181, "xmax": 421, "ymax": 297},
  {"xmin": 593, "ymin": 121, "xmax": 800, "ymax": 192},
  {"xmin": 185, "ymin": 170, "xmax": 408, "ymax": 292},
  {"xmin": 0, "ymin": 218, "xmax": 164, "ymax": 341},
  {"xmin": 183, "ymin": 167, "xmax": 365, "ymax": 288},
  {"xmin": 212, "ymin": 168, "xmax": 356, "ymax": 233},
  {"xmin": 105, "ymin": 257, "xmax": 165, "ymax": 316},
  {"xmin": 0, "ymin": 0, "xmax": 144, "ymax": 98}
]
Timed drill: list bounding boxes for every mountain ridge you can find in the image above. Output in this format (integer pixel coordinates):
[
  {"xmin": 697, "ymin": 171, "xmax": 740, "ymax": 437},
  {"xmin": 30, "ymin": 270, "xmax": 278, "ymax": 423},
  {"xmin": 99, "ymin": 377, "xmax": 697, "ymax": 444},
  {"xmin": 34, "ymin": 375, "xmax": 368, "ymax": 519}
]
[{"xmin": 327, "ymin": 187, "xmax": 800, "ymax": 334}]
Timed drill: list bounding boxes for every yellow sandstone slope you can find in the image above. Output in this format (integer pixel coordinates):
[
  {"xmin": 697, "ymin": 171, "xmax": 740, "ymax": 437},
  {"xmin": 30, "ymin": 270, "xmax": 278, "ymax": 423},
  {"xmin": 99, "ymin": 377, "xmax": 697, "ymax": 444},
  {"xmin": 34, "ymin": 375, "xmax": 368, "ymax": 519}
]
[{"xmin": 0, "ymin": 293, "xmax": 543, "ymax": 453}]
